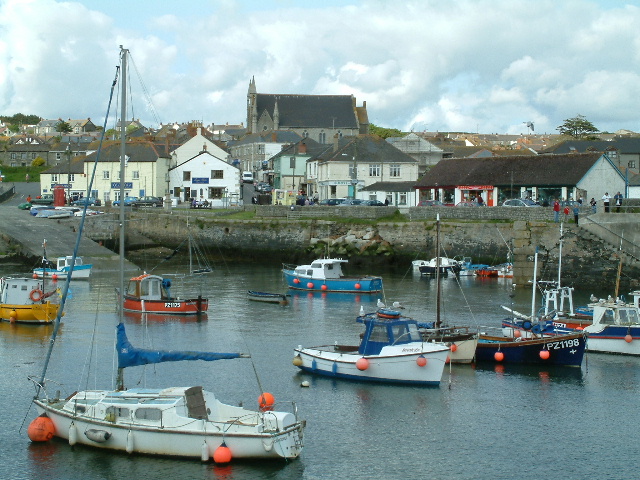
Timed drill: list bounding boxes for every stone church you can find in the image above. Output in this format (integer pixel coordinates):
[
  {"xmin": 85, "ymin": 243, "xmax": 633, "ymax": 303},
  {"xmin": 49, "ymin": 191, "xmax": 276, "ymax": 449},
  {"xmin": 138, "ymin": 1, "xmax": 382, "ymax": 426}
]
[{"xmin": 246, "ymin": 77, "xmax": 369, "ymax": 144}]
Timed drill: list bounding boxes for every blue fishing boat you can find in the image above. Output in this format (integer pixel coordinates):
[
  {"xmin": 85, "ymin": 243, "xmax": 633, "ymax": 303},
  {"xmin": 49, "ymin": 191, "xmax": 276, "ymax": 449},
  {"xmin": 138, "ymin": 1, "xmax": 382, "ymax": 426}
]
[
  {"xmin": 293, "ymin": 308, "xmax": 449, "ymax": 385},
  {"xmin": 282, "ymin": 258, "xmax": 382, "ymax": 293}
]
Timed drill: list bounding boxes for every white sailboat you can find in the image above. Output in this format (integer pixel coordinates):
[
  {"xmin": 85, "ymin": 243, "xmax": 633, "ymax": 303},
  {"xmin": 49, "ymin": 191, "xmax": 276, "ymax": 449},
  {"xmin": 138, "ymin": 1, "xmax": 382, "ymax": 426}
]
[{"xmin": 28, "ymin": 47, "xmax": 305, "ymax": 462}]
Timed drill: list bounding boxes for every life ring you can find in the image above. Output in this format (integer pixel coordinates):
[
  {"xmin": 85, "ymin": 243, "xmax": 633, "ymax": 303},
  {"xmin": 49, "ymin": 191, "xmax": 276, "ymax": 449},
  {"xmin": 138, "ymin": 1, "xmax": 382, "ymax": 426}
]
[{"xmin": 30, "ymin": 289, "xmax": 43, "ymax": 302}]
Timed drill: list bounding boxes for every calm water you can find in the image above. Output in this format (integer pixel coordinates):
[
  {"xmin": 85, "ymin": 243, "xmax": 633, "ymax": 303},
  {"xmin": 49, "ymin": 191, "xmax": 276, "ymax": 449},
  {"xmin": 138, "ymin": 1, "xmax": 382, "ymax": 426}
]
[{"xmin": 1, "ymin": 260, "xmax": 638, "ymax": 480}]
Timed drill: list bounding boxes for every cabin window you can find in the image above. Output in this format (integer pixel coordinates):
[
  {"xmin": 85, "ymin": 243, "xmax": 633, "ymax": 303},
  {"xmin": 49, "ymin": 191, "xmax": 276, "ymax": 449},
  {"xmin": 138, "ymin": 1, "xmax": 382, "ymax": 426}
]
[
  {"xmin": 106, "ymin": 406, "xmax": 130, "ymax": 420},
  {"xmin": 601, "ymin": 309, "xmax": 616, "ymax": 324},
  {"xmin": 619, "ymin": 309, "xmax": 639, "ymax": 325},
  {"xmin": 369, "ymin": 325, "xmax": 389, "ymax": 342},
  {"xmin": 135, "ymin": 408, "xmax": 162, "ymax": 421}
]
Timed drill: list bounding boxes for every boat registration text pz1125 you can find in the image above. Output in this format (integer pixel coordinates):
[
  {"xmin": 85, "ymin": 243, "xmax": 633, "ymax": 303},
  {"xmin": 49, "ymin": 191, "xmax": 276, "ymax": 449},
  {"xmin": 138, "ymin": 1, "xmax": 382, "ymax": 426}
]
[{"xmin": 165, "ymin": 302, "xmax": 181, "ymax": 308}]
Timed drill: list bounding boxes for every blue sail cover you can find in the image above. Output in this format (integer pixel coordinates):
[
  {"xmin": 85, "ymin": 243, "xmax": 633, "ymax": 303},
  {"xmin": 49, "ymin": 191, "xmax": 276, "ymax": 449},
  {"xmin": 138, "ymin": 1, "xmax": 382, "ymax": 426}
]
[{"xmin": 117, "ymin": 323, "xmax": 242, "ymax": 368}]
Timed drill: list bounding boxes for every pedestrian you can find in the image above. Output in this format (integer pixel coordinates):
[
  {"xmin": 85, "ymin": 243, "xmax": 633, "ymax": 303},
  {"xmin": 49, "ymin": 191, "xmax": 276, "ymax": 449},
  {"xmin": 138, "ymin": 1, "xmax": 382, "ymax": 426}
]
[
  {"xmin": 25, "ymin": 173, "xmax": 30, "ymax": 182},
  {"xmin": 477, "ymin": 195, "xmax": 484, "ymax": 206},
  {"xmin": 384, "ymin": 198, "xmax": 389, "ymax": 206},
  {"xmin": 602, "ymin": 192, "xmax": 611, "ymax": 213},
  {"xmin": 26, "ymin": 195, "xmax": 32, "ymax": 203},
  {"xmin": 563, "ymin": 206, "xmax": 570, "ymax": 221},
  {"xmin": 590, "ymin": 197, "xmax": 597, "ymax": 213},
  {"xmin": 614, "ymin": 191, "xmax": 623, "ymax": 213},
  {"xmin": 578, "ymin": 196, "xmax": 583, "ymax": 205},
  {"xmin": 553, "ymin": 199, "xmax": 560, "ymax": 222},
  {"xmin": 573, "ymin": 205, "xmax": 580, "ymax": 225}
]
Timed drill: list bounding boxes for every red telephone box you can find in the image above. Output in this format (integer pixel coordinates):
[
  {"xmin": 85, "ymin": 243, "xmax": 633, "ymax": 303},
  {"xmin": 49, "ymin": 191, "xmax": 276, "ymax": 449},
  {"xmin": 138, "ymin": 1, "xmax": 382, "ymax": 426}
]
[{"xmin": 53, "ymin": 185, "xmax": 66, "ymax": 207}]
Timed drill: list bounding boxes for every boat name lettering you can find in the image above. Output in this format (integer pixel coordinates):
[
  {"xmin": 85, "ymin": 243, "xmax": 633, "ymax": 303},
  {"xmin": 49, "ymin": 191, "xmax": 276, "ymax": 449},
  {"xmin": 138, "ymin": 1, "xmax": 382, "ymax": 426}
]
[
  {"xmin": 401, "ymin": 348, "xmax": 421, "ymax": 353},
  {"xmin": 552, "ymin": 322, "xmax": 567, "ymax": 328},
  {"xmin": 164, "ymin": 302, "xmax": 181, "ymax": 308},
  {"xmin": 544, "ymin": 338, "xmax": 581, "ymax": 350}
]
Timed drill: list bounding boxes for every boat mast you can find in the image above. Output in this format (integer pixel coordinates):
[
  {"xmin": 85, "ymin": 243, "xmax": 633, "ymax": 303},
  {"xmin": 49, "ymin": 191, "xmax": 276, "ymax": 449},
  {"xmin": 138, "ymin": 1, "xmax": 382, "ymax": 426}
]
[
  {"xmin": 557, "ymin": 223, "xmax": 563, "ymax": 288},
  {"xmin": 531, "ymin": 247, "xmax": 539, "ymax": 322},
  {"xmin": 116, "ymin": 46, "xmax": 128, "ymax": 391},
  {"xmin": 435, "ymin": 214, "xmax": 441, "ymax": 328}
]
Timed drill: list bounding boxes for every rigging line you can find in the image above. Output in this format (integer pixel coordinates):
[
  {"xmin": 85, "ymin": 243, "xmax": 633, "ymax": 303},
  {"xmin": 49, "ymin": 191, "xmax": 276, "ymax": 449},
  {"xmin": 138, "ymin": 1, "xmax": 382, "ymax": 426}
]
[
  {"xmin": 129, "ymin": 54, "xmax": 162, "ymax": 127},
  {"xmin": 34, "ymin": 62, "xmax": 121, "ymax": 401},
  {"xmin": 439, "ymin": 243, "xmax": 482, "ymax": 328}
]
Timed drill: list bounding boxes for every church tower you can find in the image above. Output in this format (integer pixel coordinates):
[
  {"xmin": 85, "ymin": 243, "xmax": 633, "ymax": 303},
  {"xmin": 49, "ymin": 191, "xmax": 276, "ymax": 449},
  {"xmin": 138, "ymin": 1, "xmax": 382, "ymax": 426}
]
[{"xmin": 247, "ymin": 76, "xmax": 257, "ymax": 134}]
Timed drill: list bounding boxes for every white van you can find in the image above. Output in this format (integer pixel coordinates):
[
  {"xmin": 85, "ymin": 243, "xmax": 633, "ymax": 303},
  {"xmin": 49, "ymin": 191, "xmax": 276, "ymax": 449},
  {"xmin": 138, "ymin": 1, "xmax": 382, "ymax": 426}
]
[{"xmin": 242, "ymin": 171, "xmax": 254, "ymax": 183}]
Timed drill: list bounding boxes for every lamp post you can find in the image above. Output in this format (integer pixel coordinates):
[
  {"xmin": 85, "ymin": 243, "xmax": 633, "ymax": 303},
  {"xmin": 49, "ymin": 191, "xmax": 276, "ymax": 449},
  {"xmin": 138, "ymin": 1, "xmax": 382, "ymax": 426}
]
[
  {"xmin": 341, "ymin": 153, "xmax": 357, "ymax": 199},
  {"xmin": 66, "ymin": 144, "xmax": 71, "ymax": 204}
]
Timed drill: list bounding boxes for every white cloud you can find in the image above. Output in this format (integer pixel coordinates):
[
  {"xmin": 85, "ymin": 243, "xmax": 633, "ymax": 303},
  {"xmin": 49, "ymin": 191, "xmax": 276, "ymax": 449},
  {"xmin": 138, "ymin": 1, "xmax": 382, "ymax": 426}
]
[{"xmin": 1, "ymin": 0, "xmax": 640, "ymax": 134}]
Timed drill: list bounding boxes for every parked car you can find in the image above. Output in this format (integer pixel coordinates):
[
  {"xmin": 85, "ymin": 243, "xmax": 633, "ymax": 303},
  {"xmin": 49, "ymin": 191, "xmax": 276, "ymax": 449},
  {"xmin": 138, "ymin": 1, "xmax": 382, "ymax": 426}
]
[
  {"xmin": 112, "ymin": 196, "xmax": 138, "ymax": 206},
  {"xmin": 338, "ymin": 199, "xmax": 366, "ymax": 206},
  {"xmin": 72, "ymin": 197, "xmax": 102, "ymax": 206},
  {"xmin": 361, "ymin": 199, "xmax": 386, "ymax": 206},
  {"xmin": 456, "ymin": 201, "xmax": 482, "ymax": 207},
  {"xmin": 502, "ymin": 198, "xmax": 540, "ymax": 207},
  {"xmin": 30, "ymin": 194, "xmax": 54, "ymax": 205},
  {"xmin": 418, "ymin": 200, "xmax": 444, "ymax": 206},
  {"xmin": 130, "ymin": 196, "xmax": 163, "ymax": 207},
  {"xmin": 317, "ymin": 198, "xmax": 346, "ymax": 206}
]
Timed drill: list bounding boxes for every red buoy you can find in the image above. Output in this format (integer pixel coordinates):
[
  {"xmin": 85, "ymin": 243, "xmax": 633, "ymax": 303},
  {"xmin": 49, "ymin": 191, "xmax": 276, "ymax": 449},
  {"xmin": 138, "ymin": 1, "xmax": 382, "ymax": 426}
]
[
  {"xmin": 625, "ymin": 334, "xmax": 633, "ymax": 343},
  {"xmin": 306, "ymin": 282, "xmax": 314, "ymax": 289},
  {"xmin": 445, "ymin": 355, "xmax": 451, "ymax": 364},
  {"xmin": 27, "ymin": 414, "xmax": 55, "ymax": 442},
  {"xmin": 321, "ymin": 284, "xmax": 327, "ymax": 291},
  {"xmin": 416, "ymin": 355, "xmax": 427, "ymax": 367},
  {"xmin": 293, "ymin": 278, "xmax": 300, "ymax": 284},
  {"xmin": 51, "ymin": 274, "xmax": 58, "ymax": 281},
  {"xmin": 356, "ymin": 357, "xmax": 369, "ymax": 371},
  {"xmin": 355, "ymin": 283, "xmax": 361, "ymax": 290},
  {"xmin": 258, "ymin": 392, "xmax": 275, "ymax": 411},
  {"xmin": 450, "ymin": 344, "xmax": 458, "ymax": 352},
  {"xmin": 514, "ymin": 329, "xmax": 522, "ymax": 338},
  {"xmin": 539, "ymin": 349, "xmax": 550, "ymax": 360},
  {"xmin": 32, "ymin": 273, "xmax": 38, "ymax": 279},
  {"xmin": 494, "ymin": 351, "xmax": 504, "ymax": 362},
  {"xmin": 213, "ymin": 442, "xmax": 232, "ymax": 464}
]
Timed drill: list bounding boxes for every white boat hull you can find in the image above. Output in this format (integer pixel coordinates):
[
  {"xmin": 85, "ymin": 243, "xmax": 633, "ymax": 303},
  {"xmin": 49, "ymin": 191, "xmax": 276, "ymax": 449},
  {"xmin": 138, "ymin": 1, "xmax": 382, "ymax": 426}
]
[
  {"xmin": 448, "ymin": 336, "xmax": 478, "ymax": 364},
  {"xmin": 294, "ymin": 343, "xmax": 449, "ymax": 385}
]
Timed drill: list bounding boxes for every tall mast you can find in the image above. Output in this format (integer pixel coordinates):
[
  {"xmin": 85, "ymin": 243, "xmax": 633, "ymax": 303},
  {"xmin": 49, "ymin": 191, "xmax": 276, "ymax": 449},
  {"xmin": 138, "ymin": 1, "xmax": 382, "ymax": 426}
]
[
  {"xmin": 116, "ymin": 46, "xmax": 128, "ymax": 391},
  {"xmin": 435, "ymin": 214, "xmax": 441, "ymax": 328}
]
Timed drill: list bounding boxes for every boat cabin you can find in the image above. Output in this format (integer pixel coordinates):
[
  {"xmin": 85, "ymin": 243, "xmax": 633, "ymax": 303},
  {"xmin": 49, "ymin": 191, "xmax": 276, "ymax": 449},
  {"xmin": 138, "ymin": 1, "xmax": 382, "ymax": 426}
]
[
  {"xmin": 57, "ymin": 256, "xmax": 85, "ymax": 270},
  {"xmin": 1, "ymin": 277, "xmax": 46, "ymax": 304},
  {"xmin": 294, "ymin": 258, "xmax": 347, "ymax": 279},
  {"xmin": 588, "ymin": 300, "xmax": 640, "ymax": 328},
  {"xmin": 357, "ymin": 311, "xmax": 423, "ymax": 355},
  {"xmin": 126, "ymin": 274, "xmax": 171, "ymax": 300}
]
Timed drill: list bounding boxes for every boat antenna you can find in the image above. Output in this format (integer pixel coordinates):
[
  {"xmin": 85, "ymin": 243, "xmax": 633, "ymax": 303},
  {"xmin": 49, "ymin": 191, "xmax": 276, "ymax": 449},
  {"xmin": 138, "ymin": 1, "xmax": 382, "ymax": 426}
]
[
  {"xmin": 116, "ymin": 45, "xmax": 128, "ymax": 391},
  {"xmin": 31, "ymin": 57, "xmax": 122, "ymax": 402}
]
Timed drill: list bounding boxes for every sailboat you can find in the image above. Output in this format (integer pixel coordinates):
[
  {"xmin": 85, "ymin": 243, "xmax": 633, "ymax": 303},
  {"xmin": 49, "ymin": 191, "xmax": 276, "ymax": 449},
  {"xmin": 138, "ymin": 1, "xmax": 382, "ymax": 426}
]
[
  {"xmin": 418, "ymin": 215, "xmax": 478, "ymax": 363},
  {"xmin": 28, "ymin": 47, "xmax": 305, "ymax": 462}
]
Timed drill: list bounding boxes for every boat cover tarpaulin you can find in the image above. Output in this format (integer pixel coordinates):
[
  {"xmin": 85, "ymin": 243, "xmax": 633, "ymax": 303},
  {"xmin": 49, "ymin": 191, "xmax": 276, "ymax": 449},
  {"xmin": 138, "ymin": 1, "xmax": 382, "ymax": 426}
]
[{"xmin": 116, "ymin": 323, "xmax": 242, "ymax": 368}]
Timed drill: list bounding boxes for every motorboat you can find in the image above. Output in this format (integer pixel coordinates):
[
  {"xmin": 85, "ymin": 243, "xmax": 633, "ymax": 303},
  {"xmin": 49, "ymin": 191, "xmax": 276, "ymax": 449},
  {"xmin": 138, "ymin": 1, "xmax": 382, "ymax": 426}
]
[
  {"xmin": 119, "ymin": 273, "xmax": 208, "ymax": 315},
  {"xmin": 33, "ymin": 255, "xmax": 93, "ymax": 280},
  {"xmin": 0, "ymin": 276, "xmax": 61, "ymax": 324},
  {"xmin": 282, "ymin": 258, "xmax": 382, "ymax": 293},
  {"xmin": 247, "ymin": 290, "xmax": 289, "ymax": 305},
  {"xmin": 416, "ymin": 257, "xmax": 461, "ymax": 276}
]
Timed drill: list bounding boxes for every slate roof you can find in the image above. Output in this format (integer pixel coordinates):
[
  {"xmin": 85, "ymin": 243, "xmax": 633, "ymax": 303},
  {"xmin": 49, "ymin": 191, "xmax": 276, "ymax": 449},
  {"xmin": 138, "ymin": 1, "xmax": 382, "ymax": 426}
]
[
  {"xmin": 544, "ymin": 137, "xmax": 640, "ymax": 154},
  {"xmin": 317, "ymin": 135, "xmax": 418, "ymax": 164},
  {"xmin": 256, "ymin": 94, "xmax": 358, "ymax": 129},
  {"xmin": 230, "ymin": 130, "xmax": 302, "ymax": 147},
  {"xmin": 81, "ymin": 141, "xmax": 167, "ymax": 163},
  {"xmin": 360, "ymin": 180, "xmax": 417, "ymax": 192},
  {"xmin": 414, "ymin": 152, "xmax": 606, "ymax": 188},
  {"xmin": 42, "ymin": 157, "xmax": 86, "ymax": 174}
]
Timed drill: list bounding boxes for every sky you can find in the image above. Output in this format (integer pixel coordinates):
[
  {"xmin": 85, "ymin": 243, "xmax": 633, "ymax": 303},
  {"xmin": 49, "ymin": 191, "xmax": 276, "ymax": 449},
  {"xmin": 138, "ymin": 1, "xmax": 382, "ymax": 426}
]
[{"xmin": 1, "ymin": 0, "xmax": 639, "ymax": 135}]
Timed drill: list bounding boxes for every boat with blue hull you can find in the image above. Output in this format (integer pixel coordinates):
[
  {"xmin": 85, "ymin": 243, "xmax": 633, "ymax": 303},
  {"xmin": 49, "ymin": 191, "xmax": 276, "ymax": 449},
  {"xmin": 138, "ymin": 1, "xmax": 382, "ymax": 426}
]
[
  {"xmin": 293, "ymin": 308, "xmax": 449, "ymax": 385},
  {"xmin": 475, "ymin": 332, "xmax": 586, "ymax": 366},
  {"xmin": 282, "ymin": 258, "xmax": 382, "ymax": 293}
]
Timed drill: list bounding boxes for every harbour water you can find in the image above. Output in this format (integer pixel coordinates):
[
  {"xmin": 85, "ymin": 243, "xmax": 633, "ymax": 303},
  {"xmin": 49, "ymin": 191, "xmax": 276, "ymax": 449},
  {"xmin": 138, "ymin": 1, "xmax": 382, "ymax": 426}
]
[{"xmin": 1, "ymin": 260, "xmax": 638, "ymax": 480}]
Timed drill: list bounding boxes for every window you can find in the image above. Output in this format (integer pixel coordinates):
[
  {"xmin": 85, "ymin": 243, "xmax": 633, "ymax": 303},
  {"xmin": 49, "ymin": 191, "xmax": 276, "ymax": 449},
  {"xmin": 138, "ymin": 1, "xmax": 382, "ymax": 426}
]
[
  {"xmin": 183, "ymin": 171, "xmax": 191, "ymax": 181},
  {"xmin": 56, "ymin": 153, "xmax": 61, "ymax": 160},
  {"xmin": 398, "ymin": 193, "xmax": 407, "ymax": 205},
  {"xmin": 257, "ymin": 144, "xmax": 265, "ymax": 154},
  {"xmin": 67, "ymin": 174, "xmax": 75, "ymax": 183},
  {"xmin": 135, "ymin": 408, "xmax": 162, "ymax": 421},
  {"xmin": 103, "ymin": 171, "xmax": 109, "ymax": 179},
  {"xmin": 319, "ymin": 131, "xmax": 326, "ymax": 143},
  {"xmin": 211, "ymin": 170, "xmax": 223, "ymax": 179},
  {"xmin": 31, "ymin": 153, "xmax": 36, "ymax": 159},
  {"xmin": 290, "ymin": 157, "xmax": 296, "ymax": 169},
  {"xmin": 51, "ymin": 174, "xmax": 58, "ymax": 182},
  {"xmin": 132, "ymin": 171, "xmax": 139, "ymax": 180},
  {"xmin": 348, "ymin": 164, "xmax": 356, "ymax": 178},
  {"xmin": 629, "ymin": 161, "xmax": 636, "ymax": 169},
  {"xmin": 369, "ymin": 164, "xmax": 381, "ymax": 177},
  {"xmin": 389, "ymin": 164, "xmax": 401, "ymax": 177},
  {"xmin": 209, "ymin": 187, "xmax": 224, "ymax": 199},
  {"xmin": 302, "ymin": 130, "xmax": 308, "ymax": 138}
]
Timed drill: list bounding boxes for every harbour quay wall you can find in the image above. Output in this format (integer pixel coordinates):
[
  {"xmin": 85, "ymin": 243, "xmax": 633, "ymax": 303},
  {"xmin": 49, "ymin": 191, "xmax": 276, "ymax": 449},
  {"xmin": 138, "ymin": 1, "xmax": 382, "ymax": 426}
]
[{"xmin": 82, "ymin": 208, "xmax": 640, "ymax": 291}]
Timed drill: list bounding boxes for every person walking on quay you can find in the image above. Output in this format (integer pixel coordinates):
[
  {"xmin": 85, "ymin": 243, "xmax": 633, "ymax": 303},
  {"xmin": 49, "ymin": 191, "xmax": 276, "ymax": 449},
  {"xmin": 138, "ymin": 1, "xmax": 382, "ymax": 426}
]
[
  {"xmin": 573, "ymin": 204, "xmax": 580, "ymax": 225},
  {"xmin": 602, "ymin": 192, "xmax": 611, "ymax": 213},
  {"xmin": 25, "ymin": 173, "xmax": 30, "ymax": 182},
  {"xmin": 553, "ymin": 198, "xmax": 560, "ymax": 222},
  {"xmin": 590, "ymin": 197, "xmax": 597, "ymax": 213},
  {"xmin": 614, "ymin": 191, "xmax": 623, "ymax": 213}
]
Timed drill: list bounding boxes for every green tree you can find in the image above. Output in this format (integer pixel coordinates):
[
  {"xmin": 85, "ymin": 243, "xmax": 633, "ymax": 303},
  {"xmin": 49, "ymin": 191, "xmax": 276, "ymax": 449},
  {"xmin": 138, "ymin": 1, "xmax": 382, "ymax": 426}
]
[
  {"xmin": 556, "ymin": 114, "xmax": 599, "ymax": 139},
  {"xmin": 369, "ymin": 123, "xmax": 404, "ymax": 139},
  {"xmin": 56, "ymin": 120, "xmax": 72, "ymax": 134}
]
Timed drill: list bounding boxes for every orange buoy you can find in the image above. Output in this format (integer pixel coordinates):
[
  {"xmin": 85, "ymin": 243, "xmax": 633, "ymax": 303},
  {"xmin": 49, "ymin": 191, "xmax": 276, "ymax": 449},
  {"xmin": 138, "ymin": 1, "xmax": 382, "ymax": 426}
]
[
  {"xmin": 32, "ymin": 273, "xmax": 38, "ymax": 279},
  {"xmin": 27, "ymin": 414, "xmax": 55, "ymax": 442},
  {"xmin": 355, "ymin": 283, "xmax": 361, "ymax": 290},
  {"xmin": 9, "ymin": 310, "xmax": 17, "ymax": 323},
  {"xmin": 292, "ymin": 355, "xmax": 303, "ymax": 366},
  {"xmin": 450, "ymin": 344, "xmax": 458, "ymax": 352},
  {"xmin": 306, "ymin": 282, "xmax": 314, "ymax": 289},
  {"xmin": 355, "ymin": 357, "xmax": 369, "ymax": 371},
  {"xmin": 445, "ymin": 355, "xmax": 451, "ymax": 364},
  {"xmin": 416, "ymin": 355, "xmax": 427, "ymax": 367},
  {"xmin": 51, "ymin": 274, "xmax": 58, "ymax": 281},
  {"xmin": 321, "ymin": 284, "xmax": 327, "ymax": 291},
  {"xmin": 514, "ymin": 329, "xmax": 522, "ymax": 338},
  {"xmin": 213, "ymin": 442, "xmax": 232, "ymax": 464},
  {"xmin": 539, "ymin": 349, "xmax": 550, "ymax": 360},
  {"xmin": 494, "ymin": 351, "xmax": 504, "ymax": 362},
  {"xmin": 258, "ymin": 392, "xmax": 275, "ymax": 411},
  {"xmin": 576, "ymin": 326, "xmax": 584, "ymax": 331},
  {"xmin": 625, "ymin": 334, "xmax": 633, "ymax": 343},
  {"xmin": 293, "ymin": 278, "xmax": 300, "ymax": 284}
]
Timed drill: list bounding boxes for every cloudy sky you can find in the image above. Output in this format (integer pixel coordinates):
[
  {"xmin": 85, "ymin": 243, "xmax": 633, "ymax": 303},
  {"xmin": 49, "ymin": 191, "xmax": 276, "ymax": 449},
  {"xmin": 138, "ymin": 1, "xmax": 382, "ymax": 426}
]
[{"xmin": 1, "ymin": 0, "xmax": 638, "ymax": 135}]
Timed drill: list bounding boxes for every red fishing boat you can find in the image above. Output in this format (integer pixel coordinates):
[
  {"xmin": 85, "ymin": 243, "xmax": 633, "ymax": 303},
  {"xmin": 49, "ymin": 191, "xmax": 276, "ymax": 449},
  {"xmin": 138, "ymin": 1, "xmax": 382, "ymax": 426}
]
[{"xmin": 121, "ymin": 273, "xmax": 208, "ymax": 315}]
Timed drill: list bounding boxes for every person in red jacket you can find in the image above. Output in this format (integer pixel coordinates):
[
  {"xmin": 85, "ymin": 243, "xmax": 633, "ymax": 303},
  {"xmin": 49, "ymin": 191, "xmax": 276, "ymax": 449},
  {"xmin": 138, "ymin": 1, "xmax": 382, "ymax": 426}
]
[{"xmin": 553, "ymin": 199, "xmax": 560, "ymax": 222}]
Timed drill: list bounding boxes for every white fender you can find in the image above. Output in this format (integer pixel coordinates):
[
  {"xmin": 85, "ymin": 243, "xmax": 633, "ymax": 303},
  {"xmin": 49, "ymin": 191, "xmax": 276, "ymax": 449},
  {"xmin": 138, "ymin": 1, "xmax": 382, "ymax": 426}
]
[
  {"xmin": 201, "ymin": 441, "xmax": 209, "ymax": 462},
  {"xmin": 68, "ymin": 422, "xmax": 77, "ymax": 446},
  {"xmin": 126, "ymin": 430, "xmax": 134, "ymax": 453}
]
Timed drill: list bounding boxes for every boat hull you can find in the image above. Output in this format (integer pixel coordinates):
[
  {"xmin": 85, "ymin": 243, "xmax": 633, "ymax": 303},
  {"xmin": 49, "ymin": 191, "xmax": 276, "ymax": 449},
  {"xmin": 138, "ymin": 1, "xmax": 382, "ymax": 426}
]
[
  {"xmin": 583, "ymin": 325, "xmax": 640, "ymax": 355},
  {"xmin": 122, "ymin": 296, "xmax": 208, "ymax": 315},
  {"xmin": 34, "ymin": 399, "xmax": 303, "ymax": 460},
  {"xmin": 475, "ymin": 332, "xmax": 586, "ymax": 366},
  {"xmin": 33, "ymin": 264, "xmax": 92, "ymax": 280},
  {"xmin": 293, "ymin": 344, "xmax": 449, "ymax": 385},
  {"xmin": 247, "ymin": 291, "xmax": 288, "ymax": 305},
  {"xmin": 0, "ymin": 303, "xmax": 59, "ymax": 324},
  {"xmin": 283, "ymin": 270, "xmax": 382, "ymax": 293}
]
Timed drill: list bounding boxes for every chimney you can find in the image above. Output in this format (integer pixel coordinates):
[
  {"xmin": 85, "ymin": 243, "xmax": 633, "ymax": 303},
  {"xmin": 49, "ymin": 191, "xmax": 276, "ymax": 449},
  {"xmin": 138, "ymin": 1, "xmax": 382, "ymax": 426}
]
[
  {"xmin": 203, "ymin": 143, "xmax": 207, "ymax": 152},
  {"xmin": 299, "ymin": 142, "xmax": 307, "ymax": 154},
  {"xmin": 333, "ymin": 133, "xmax": 339, "ymax": 152},
  {"xmin": 272, "ymin": 132, "xmax": 277, "ymax": 142}
]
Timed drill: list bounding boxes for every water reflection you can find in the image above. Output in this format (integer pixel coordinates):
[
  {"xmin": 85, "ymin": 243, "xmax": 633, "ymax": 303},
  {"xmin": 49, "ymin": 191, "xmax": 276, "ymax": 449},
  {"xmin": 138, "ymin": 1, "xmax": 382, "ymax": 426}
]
[
  {"xmin": 123, "ymin": 311, "xmax": 209, "ymax": 324},
  {"xmin": 0, "ymin": 321, "xmax": 58, "ymax": 343}
]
